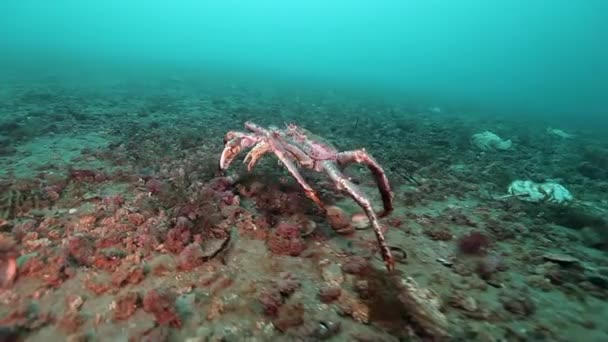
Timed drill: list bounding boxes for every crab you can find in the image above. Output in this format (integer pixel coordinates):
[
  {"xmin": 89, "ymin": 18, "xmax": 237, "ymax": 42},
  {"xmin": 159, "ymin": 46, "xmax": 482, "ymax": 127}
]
[{"xmin": 219, "ymin": 121, "xmax": 395, "ymax": 271}]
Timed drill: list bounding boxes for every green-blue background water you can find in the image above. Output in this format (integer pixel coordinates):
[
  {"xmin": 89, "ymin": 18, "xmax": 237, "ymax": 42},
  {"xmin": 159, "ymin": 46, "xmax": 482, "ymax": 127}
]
[{"xmin": 1, "ymin": 0, "xmax": 606, "ymax": 123}]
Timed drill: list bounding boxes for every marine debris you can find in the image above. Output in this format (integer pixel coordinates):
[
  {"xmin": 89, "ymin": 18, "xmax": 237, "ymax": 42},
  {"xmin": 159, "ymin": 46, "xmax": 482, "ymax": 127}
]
[
  {"xmin": 547, "ymin": 127, "xmax": 575, "ymax": 139},
  {"xmin": 505, "ymin": 179, "xmax": 574, "ymax": 205},
  {"xmin": 471, "ymin": 131, "xmax": 513, "ymax": 151}
]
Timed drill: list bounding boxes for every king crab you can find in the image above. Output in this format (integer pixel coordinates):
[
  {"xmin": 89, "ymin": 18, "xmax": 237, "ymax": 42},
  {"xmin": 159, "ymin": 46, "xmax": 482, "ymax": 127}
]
[{"xmin": 219, "ymin": 121, "xmax": 395, "ymax": 271}]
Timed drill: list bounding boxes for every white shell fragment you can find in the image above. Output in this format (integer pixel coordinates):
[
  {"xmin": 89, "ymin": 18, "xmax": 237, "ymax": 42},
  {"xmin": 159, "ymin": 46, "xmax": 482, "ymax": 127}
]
[
  {"xmin": 507, "ymin": 180, "xmax": 573, "ymax": 205},
  {"xmin": 471, "ymin": 131, "xmax": 512, "ymax": 151},
  {"xmin": 547, "ymin": 127, "xmax": 574, "ymax": 139}
]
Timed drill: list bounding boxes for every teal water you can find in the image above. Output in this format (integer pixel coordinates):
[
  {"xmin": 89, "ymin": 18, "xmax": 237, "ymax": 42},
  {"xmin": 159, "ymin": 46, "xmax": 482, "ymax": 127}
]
[{"xmin": 1, "ymin": 0, "xmax": 606, "ymax": 122}]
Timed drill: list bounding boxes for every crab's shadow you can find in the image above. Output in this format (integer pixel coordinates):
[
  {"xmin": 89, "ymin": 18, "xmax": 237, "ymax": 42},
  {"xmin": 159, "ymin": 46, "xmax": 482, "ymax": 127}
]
[{"xmin": 361, "ymin": 268, "xmax": 420, "ymax": 339}]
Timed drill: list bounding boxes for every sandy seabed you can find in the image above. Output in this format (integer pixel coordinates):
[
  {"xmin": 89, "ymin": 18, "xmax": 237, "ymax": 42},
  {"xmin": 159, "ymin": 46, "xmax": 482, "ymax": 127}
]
[{"xmin": 1, "ymin": 78, "xmax": 607, "ymax": 341}]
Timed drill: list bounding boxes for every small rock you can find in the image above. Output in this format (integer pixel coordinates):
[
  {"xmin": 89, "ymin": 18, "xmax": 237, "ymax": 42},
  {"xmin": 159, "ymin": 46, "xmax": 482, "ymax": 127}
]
[
  {"xmin": 542, "ymin": 253, "xmax": 580, "ymax": 266},
  {"xmin": 313, "ymin": 320, "xmax": 341, "ymax": 340},
  {"xmin": 318, "ymin": 285, "xmax": 341, "ymax": 303},
  {"xmin": 351, "ymin": 213, "xmax": 370, "ymax": 230},
  {"xmin": 321, "ymin": 263, "xmax": 344, "ymax": 286}
]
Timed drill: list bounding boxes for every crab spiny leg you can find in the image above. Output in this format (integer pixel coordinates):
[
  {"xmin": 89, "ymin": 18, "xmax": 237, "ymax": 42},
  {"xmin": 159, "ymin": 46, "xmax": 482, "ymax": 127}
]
[
  {"xmin": 243, "ymin": 140, "xmax": 272, "ymax": 171},
  {"xmin": 337, "ymin": 149, "xmax": 393, "ymax": 217},
  {"xmin": 283, "ymin": 144, "xmax": 315, "ymax": 169},
  {"xmin": 244, "ymin": 121, "xmax": 271, "ymax": 135},
  {"xmin": 219, "ymin": 131, "xmax": 260, "ymax": 170},
  {"xmin": 266, "ymin": 135, "xmax": 326, "ymax": 211},
  {"xmin": 322, "ymin": 160, "xmax": 395, "ymax": 272}
]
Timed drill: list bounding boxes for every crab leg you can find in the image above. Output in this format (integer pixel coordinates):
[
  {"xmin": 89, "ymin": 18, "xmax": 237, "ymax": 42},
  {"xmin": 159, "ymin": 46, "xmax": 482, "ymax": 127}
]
[
  {"xmin": 337, "ymin": 149, "xmax": 393, "ymax": 217},
  {"xmin": 283, "ymin": 144, "xmax": 315, "ymax": 169},
  {"xmin": 219, "ymin": 131, "xmax": 260, "ymax": 170},
  {"xmin": 266, "ymin": 135, "xmax": 326, "ymax": 211},
  {"xmin": 243, "ymin": 140, "xmax": 272, "ymax": 171},
  {"xmin": 322, "ymin": 160, "xmax": 395, "ymax": 272},
  {"xmin": 244, "ymin": 121, "xmax": 270, "ymax": 135}
]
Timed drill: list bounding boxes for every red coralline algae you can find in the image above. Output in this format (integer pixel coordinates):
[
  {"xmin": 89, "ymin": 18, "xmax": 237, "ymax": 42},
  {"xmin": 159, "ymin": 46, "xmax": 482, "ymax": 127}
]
[
  {"xmin": 69, "ymin": 169, "xmax": 106, "ymax": 183},
  {"xmin": 148, "ymin": 255, "xmax": 177, "ymax": 276},
  {"xmin": 219, "ymin": 203, "xmax": 242, "ymax": 220},
  {"xmin": 84, "ymin": 274, "xmax": 112, "ymax": 295},
  {"xmin": 284, "ymin": 213, "xmax": 316, "ymax": 235},
  {"xmin": 259, "ymin": 288, "xmax": 283, "ymax": 316},
  {"xmin": 111, "ymin": 263, "xmax": 145, "ymax": 287},
  {"xmin": 276, "ymin": 272, "xmax": 301, "ymax": 296},
  {"xmin": 275, "ymin": 222, "xmax": 300, "ymax": 239},
  {"xmin": 17, "ymin": 256, "xmax": 42, "ymax": 277},
  {"xmin": 258, "ymin": 272, "xmax": 302, "ymax": 317},
  {"xmin": 102, "ymin": 195, "xmax": 124, "ymax": 212},
  {"xmin": 177, "ymin": 203, "xmax": 198, "ymax": 221},
  {"xmin": 253, "ymin": 215, "xmax": 271, "ymax": 230},
  {"xmin": 318, "ymin": 285, "xmax": 342, "ymax": 303},
  {"xmin": 127, "ymin": 212, "xmax": 146, "ymax": 226},
  {"xmin": 66, "ymin": 234, "xmax": 95, "ymax": 266},
  {"xmin": 58, "ymin": 311, "xmax": 84, "ymax": 333},
  {"xmin": 42, "ymin": 183, "xmax": 64, "ymax": 201},
  {"xmin": 132, "ymin": 232, "xmax": 160, "ymax": 254},
  {"xmin": 267, "ymin": 233, "xmax": 305, "ymax": 257},
  {"xmin": 457, "ymin": 231, "xmax": 491, "ymax": 255},
  {"xmin": 68, "ymin": 169, "xmax": 95, "ymax": 181},
  {"xmin": 209, "ymin": 176, "xmax": 233, "ymax": 192},
  {"xmin": 174, "ymin": 216, "xmax": 193, "ymax": 230},
  {"xmin": 220, "ymin": 191, "xmax": 239, "ymax": 206},
  {"xmin": 267, "ymin": 223, "xmax": 306, "ymax": 256},
  {"xmin": 176, "ymin": 242, "xmax": 204, "ymax": 271},
  {"xmin": 237, "ymin": 181, "xmax": 265, "ymax": 198},
  {"xmin": 91, "ymin": 252, "xmax": 123, "ymax": 271},
  {"xmin": 341, "ymin": 256, "xmax": 370, "ymax": 275},
  {"xmin": 144, "ymin": 178, "xmax": 164, "ymax": 194},
  {"xmin": 113, "ymin": 291, "xmax": 140, "ymax": 321},
  {"xmin": 273, "ymin": 302, "xmax": 305, "ymax": 332},
  {"xmin": 164, "ymin": 227, "xmax": 191, "ymax": 253},
  {"xmin": 254, "ymin": 186, "xmax": 304, "ymax": 215},
  {"xmin": 12, "ymin": 220, "xmax": 38, "ymax": 241},
  {"xmin": 142, "ymin": 289, "xmax": 181, "ymax": 327}
]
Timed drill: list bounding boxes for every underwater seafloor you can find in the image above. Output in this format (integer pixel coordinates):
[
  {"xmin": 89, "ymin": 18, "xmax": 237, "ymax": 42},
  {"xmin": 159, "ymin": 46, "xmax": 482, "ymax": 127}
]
[{"xmin": 0, "ymin": 77, "xmax": 607, "ymax": 342}]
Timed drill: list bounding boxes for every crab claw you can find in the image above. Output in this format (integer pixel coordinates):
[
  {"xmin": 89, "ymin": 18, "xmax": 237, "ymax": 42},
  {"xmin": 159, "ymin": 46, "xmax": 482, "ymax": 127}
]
[
  {"xmin": 243, "ymin": 140, "xmax": 272, "ymax": 171},
  {"xmin": 219, "ymin": 131, "xmax": 260, "ymax": 170}
]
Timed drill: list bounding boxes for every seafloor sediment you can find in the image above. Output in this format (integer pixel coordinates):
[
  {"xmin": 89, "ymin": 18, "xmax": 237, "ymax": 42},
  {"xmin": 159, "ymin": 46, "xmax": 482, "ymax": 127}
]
[{"xmin": 0, "ymin": 79, "xmax": 607, "ymax": 341}]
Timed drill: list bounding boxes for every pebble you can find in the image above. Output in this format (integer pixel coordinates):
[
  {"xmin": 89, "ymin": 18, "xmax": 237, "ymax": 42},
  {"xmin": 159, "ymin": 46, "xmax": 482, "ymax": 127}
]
[{"xmin": 321, "ymin": 263, "xmax": 344, "ymax": 286}]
